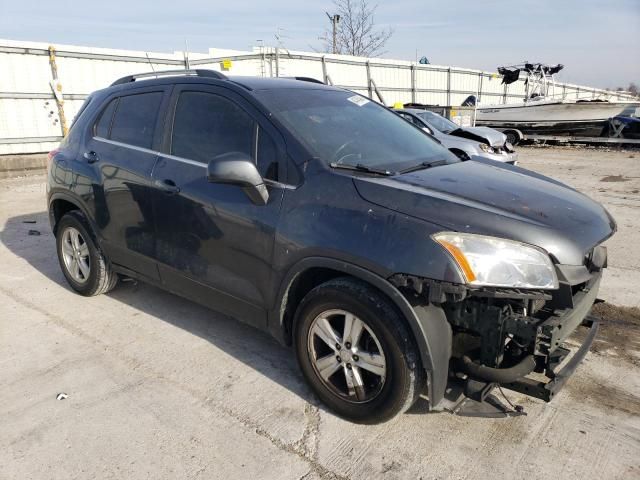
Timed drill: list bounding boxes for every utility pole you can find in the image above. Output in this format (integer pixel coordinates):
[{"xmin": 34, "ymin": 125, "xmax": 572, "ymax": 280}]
[{"xmin": 325, "ymin": 12, "xmax": 340, "ymax": 54}]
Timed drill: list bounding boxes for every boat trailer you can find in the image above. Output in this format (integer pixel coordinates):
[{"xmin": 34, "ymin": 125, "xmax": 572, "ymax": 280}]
[{"xmin": 497, "ymin": 117, "xmax": 640, "ymax": 146}]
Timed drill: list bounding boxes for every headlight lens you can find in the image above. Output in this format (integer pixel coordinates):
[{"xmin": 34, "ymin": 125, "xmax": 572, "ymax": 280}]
[
  {"xmin": 433, "ymin": 232, "xmax": 558, "ymax": 289},
  {"xmin": 478, "ymin": 143, "xmax": 492, "ymax": 153}
]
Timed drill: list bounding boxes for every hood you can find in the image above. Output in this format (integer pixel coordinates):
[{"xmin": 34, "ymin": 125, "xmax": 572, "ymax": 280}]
[
  {"xmin": 353, "ymin": 159, "xmax": 615, "ymax": 265},
  {"xmin": 449, "ymin": 127, "xmax": 506, "ymax": 147}
]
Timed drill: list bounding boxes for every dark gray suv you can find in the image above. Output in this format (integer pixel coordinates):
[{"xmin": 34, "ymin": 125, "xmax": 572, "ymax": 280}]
[{"xmin": 47, "ymin": 70, "xmax": 615, "ymax": 423}]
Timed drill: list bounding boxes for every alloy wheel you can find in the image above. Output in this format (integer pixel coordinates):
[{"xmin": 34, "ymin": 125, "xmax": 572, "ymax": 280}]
[
  {"xmin": 307, "ymin": 309, "xmax": 386, "ymax": 403},
  {"xmin": 61, "ymin": 227, "xmax": 91, "ymax": 284}
]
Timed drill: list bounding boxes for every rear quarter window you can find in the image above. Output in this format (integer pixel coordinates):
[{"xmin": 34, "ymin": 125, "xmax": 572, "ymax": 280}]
[{"xmin": 94, "ymin": 98, "xmax": 118, "ymax": 138}]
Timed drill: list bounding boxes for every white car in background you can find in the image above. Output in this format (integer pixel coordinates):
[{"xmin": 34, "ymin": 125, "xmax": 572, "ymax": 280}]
[{"xmin": 396, "ymin": 108, "xmax": 518, "ymax": 164}]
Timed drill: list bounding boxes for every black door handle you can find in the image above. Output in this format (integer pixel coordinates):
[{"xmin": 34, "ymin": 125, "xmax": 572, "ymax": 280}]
[
  {"xmin": 83, "ymin": 151, "xmax": 99, "ymax": 164},
  {"xmin": 154, "ymin": 179, "xmax": 180, "ymax": 194}
]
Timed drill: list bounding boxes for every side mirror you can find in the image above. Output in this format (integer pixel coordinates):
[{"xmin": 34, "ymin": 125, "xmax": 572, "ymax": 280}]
[{"xmin": 207, "ymin": 152, "xmax": 269, "ymax": 205}]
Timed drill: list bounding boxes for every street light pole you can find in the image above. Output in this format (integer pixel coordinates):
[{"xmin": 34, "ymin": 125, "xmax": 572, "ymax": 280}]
[{"xmin": 325, "ymin": 12, "xmax": 340, "ymax": 54}]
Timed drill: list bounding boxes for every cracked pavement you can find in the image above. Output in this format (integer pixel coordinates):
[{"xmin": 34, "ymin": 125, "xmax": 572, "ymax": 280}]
[{"xmin": 1, "ymin": 147, "xmax": 639, "ymax": 479}]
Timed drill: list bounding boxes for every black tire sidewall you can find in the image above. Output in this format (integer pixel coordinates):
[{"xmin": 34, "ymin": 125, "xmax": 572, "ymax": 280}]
[
  {"xmin": 294, "ymin": 279, "xmax": 421, "ymax": 423},
  {"xmin": 56, "ymin": 212, "xmax": 104, "ymax": 295}
]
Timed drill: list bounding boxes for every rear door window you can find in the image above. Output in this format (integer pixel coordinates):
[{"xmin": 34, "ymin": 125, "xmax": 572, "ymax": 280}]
[{"xmin": 109, "ymin": 92, "xmax": 163, "ymax": 149}]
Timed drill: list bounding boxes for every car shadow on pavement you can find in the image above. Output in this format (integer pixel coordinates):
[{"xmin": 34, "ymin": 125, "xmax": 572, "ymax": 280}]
[
  {"xmin": 1, "ymin": 212, "xmax": 317, "ymax": 402},
  {"xmin": 1, "ymin": 210, "xmax": 433, "ymax": 416}
]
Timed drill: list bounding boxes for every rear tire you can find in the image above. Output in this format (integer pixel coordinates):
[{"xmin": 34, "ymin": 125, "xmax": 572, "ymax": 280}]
[
  {"xmin": 504, "ymin": 130, "xmax": 519, "ymax": 146},
  {"xmin": 294, "ymin": 277, "xmax": 424, "ymax": 423},
  {"xmin": 56, "ymin": 210, "xmax": 118, "ymax": 296}
]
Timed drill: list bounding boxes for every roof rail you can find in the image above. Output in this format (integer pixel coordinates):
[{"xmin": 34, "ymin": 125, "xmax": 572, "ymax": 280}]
[
  {"xmin": 110, "ymin": 69, "xmax": 227, "ymax": 87},
  {"xmin": 286, "ymin": 76, "xmax": 325, "ymax": 85}
]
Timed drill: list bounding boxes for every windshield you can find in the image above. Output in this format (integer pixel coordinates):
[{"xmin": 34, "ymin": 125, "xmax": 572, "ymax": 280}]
[
  {"xmin": 256, "ymin": 89, "xmax": 456, "ymax": 171},
  {"xmin": 416, "ymin": 111, "xmax": 459, "ymax": 134}
]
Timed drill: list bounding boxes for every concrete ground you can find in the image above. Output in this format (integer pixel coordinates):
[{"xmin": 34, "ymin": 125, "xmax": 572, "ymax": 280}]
[{"xmin": 1, "ymin": 147, "xmax": 639, "ymax": 480}]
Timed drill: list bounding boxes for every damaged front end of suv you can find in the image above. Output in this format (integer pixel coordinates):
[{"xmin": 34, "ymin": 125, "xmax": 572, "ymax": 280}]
[{"xmin": 390, "ymin": 233, "xmax": 609, "ymax": 411}]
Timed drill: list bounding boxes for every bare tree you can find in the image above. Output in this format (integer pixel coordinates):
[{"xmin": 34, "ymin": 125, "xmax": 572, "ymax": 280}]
[
  {"xmin": 320, "ymin": 0, "xmax": 393, "ymax": 57},
  {"xmin": 615, "ymin": 82, "xmax": 639, "ymax": 97}
]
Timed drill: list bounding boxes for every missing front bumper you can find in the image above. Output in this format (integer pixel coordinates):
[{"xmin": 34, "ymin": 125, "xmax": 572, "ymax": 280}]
[{"xmin": 502, "ymin": 316, "xmax": 599, "ymax": 402}]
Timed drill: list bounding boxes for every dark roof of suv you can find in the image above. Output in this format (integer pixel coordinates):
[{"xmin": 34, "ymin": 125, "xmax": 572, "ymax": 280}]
[
  {"xmin": 228, "ymin": 76, "xmax": 335, "ymax": 91},
  {"xmin": 104, "ymin": 72, "xmax": 338, "ymax": 96}
]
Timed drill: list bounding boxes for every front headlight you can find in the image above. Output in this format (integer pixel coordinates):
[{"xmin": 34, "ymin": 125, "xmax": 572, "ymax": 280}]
[
  {"xmin": 433, "ymin": 232, "xmax": 558, "ymax": 289},
  {"xmin": 478, "ymin": 143, "xmax": 492, "ymax": 153}
]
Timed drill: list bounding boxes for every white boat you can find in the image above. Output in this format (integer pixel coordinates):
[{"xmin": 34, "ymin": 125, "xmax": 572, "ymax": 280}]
[{"xmin": 475, "ymin": 63, "xmax": 640, "ymax": 135}]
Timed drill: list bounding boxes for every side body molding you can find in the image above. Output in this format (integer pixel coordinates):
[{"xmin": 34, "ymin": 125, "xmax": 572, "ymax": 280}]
[{"xmin": 270, "ymin": 256, "xmax": 452, "ymax": 409}]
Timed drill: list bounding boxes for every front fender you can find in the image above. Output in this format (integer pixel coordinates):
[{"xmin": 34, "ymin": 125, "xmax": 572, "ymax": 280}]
[{"xmin": 270, "ymin": 256, "xmax": 451, "ymax": 409}]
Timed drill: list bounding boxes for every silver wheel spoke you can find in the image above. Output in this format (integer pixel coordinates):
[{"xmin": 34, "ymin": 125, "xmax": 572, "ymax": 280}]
[
  {"xmin": 71, "ymin": 259, "xmax": 81, "ymax": 279},
  {"xmin": 62, "ymin": 241, "xmax": 74, "ymax": 257},
  {"xmin": 356, "ymin": 352, "xmax": 386, "ymax": 377},
  {"xmin": 344, "ymin": 365, "xmax": 366, "ymax": 401},
  {"xmin": 315, "ymin": 354, "xmax": 341, "ymax": 381},
  {"xmin": 78, "ymin": 243, "xmax": 89, "ymax": 257},
  {"xmin": 343, "ymin": 313, "xmax": 364, "ymax": 347},
  {"xmin": 77, "ymin": 258, "xmax": 90, "ymax": 278},
  {"xmin": 312, "ymin": 318, "xmax": 341, "ymax": 350},
  {"xmin": 70, "ymin": 229, "xmax": 81, "ymax": 249}
]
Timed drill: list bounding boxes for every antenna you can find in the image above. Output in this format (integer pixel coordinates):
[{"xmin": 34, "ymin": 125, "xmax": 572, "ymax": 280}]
[
  {"xmin": 275, "ymin": 26, "xmax": 289, "ymax": 48},
  {"xmin": 183, "ymin": 39, "xmax": 190, "ymax": 70},
  {"xmin": 145, "ymin": 52, "xmax": 155, "ymax": 73}
]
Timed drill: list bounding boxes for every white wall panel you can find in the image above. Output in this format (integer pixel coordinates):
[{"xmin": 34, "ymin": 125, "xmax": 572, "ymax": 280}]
[
  {"xmin": 1, "ymin": 39, "xmax": 636, "ymax": 154},
  {"xmin": 481, "ymin": 74, "xmax": 505, "ymax": 94},
  {"xmin": 415, "ymin": 68, "xmax": 448, "ymax": 91},
  {"xmin": 276, "ymin": 58, "xmax": 323, "ymax": 80},
  {"xmin": 0, "ymin": 98, "xmax": 62, "ymax": 138},
  {"xmin": 326, "ymin": 61, "xmax": 367, "ymax": 87},
  {"xmin": 450, "ymin": 71, "xmax": 479, "ymax": 93},
  {"xmin": 56, "ymin": 56, "xmax": 178, "ymax": 94},
  {"xmin": 0, "ymin": 52, "xmax": 52, "ymax": 93},
  {"xmin": 370, "ymin": 65, "xmax": 411, "ymax": 89}
]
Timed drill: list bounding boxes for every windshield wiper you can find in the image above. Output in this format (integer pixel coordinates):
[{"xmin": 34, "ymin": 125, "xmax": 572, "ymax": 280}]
[
  {"xmin": 399, "ymin": 159, "xmax": 448, "ymax": 174},
  {"xmin": 329, "ymin": 162, "xmax": 394, "ymax": 176}
]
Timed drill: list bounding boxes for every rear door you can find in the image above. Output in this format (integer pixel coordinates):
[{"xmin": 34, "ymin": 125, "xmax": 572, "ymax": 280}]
[
  {"xmin": 151, "ymin": 84, "xmax": 286, "ymax": 328},
  {"xmin": 85, "ymin": 86, "xmax": 171, "ymax": 281}
]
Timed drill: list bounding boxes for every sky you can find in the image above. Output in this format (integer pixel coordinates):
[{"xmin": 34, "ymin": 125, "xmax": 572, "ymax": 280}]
[{"xmin": 1, "ymin": 0, "xmax": 639, "ymax": 89}]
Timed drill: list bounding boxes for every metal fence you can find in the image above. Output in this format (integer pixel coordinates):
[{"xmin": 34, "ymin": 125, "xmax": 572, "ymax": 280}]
[{"xmin": 1, "ymin": 38, "xmax": 636, "ymax": 155}]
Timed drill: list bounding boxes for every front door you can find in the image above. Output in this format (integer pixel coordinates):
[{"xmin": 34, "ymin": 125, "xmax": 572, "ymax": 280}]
[
  {"xmin": 151, "ymin": 85, "xmax": 286, "ymax": 328},
  {"xmin": 86, "ymin": 86, "xmax": 171, "ymax": 281}
]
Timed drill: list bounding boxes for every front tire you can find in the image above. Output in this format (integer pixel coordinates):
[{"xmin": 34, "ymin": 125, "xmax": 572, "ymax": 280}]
[
  {"xmin": 56, "ymin": 210, "xmax": 118, "ymax": 296},
  {"xmin": 294, "ymin": 277, "xmax": 424, "ymax": 423}
]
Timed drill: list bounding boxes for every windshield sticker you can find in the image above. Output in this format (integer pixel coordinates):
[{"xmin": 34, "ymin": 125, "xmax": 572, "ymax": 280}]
[{"xmin": 347, "ymin": 95, "xmax": 369, "ymax": 106}]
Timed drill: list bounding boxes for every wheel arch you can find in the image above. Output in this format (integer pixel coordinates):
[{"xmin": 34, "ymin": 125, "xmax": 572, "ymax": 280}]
[
  {"xmin": 48, "ymin": 192, "xmax": 96, "ymax": 237},
  {"xmin": 271, "ymin": 256, "xmax": 451, "ymax": 409}
]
